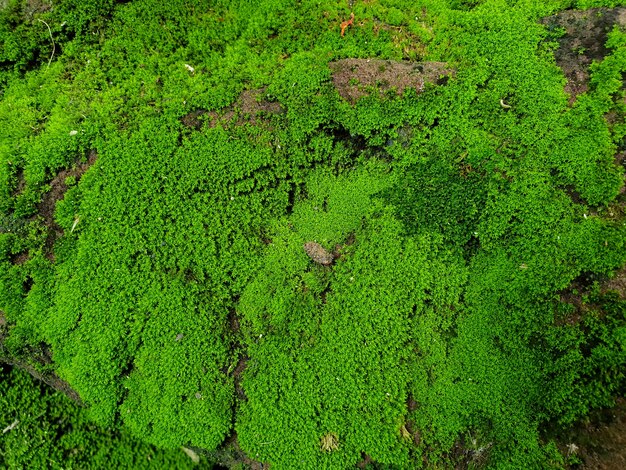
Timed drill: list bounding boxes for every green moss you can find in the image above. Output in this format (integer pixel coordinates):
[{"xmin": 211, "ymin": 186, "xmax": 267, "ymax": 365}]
[
  {"xmin": 0, "ymin": 365, "xmax": 208, "ymax": 468},
  {"xmin": 2, "ymin": 0, "xmax": 626, "ymax": 467}
]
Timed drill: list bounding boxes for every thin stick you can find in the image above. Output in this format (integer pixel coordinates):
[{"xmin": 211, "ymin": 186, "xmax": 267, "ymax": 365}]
[
  {"xmin": 2, "ymin": 419, "xmax": 19, "ymax": 434},
  {"xmin": 37, "ymin": 19, "xmax": 55, "ymax": 68}
]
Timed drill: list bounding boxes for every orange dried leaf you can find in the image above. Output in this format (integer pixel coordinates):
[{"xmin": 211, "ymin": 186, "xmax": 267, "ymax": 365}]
[{"xmin": 340, "ymin": 12, "xmax": 355, "ymax": 37}]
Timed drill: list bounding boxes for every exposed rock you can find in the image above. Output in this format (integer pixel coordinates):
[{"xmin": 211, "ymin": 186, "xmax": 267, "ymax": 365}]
[
  {"xmin": 541, "ymin": 8, "xmax": 626, "ymax": 103},
  {"xmin": 330, "ymin": 59, "xmax": 454, "ymax": 104},
  {"xmin": 181, "ymin": 88, "xmax": 284, "ymax": 130},
  {"xmin": 304, "ymin": 241, "xmax": 334, "ymax": 265}
]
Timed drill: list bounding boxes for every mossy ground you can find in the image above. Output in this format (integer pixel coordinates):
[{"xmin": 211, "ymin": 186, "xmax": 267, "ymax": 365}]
[
  {"xmin": 0, "ymin": 364, "xmax": 209, "ymax": 468},
  {"xmin": 2, "ymin": 0, "xmax": 626, "ymax": 468}
]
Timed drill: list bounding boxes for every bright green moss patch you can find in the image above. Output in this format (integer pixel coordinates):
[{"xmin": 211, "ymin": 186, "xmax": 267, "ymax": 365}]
[
  {"xmin": 2, "ymin": 0, "xmax": 626, "ymax": 468},
  {"xmin": 237, "ymin": 206, "xmax": 467, "ymax": 467}
]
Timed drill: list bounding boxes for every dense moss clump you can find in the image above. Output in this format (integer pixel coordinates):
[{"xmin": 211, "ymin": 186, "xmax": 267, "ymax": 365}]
[
  {"xmin": 0, "ymin": 364, "xmax": 208, "ymax": 468},
  {"xmin": 2, "ymin": 0, "xmax": 626, "ymax": 468}
]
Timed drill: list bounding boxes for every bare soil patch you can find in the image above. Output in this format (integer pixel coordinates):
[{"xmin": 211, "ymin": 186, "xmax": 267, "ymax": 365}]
[
  {"xmin": 236, "ymin": 89, "xmax": 283, "ymax": 121},
  {"xmin": 10, "ymin": 167, "xmax": 26, "ymax": 198},
  {"xmin": 557, "ymin": 398, "xmax": 626, "ymax": 469},
  {"xmin": 9, "ymin": 251, "xmax": 29, "ymax": 265},
  {"xmin": 38, "ymin": 150, "xmax": 97, "ymax": 261},
  {"xmin": 180, "ymin": 109, "xmax": 207, "ymax": 130},
  {"xmin": 22, "ymin": 0, "xmax": 52, "ymax": 18},
  {"xmin": 356, "ymin": 453, "xmax": 374, "ymax": 469},
  {"xmin": 183, "ymin": 62, "xmax": 452, "ymax": 130},
  {"xmin": 541, "ymin": 8, "xmax": 626, "ymax": 104},
  {"xmin": 329, "ymin": 59, "xmax": 453, "ymax": 104},
  {"xmin": 603, "ymin": 265, "xmax": 626, "ymax": 300},
  {"xmin": 233, "ymin": 355, "xmax": 248, "ymax": 401},
  {"xmin": 181, "ymin": 88, "xmax": 284, "ymax": 131},
  {"xmin": 0, "ymin": 311, "xmax": 6, "ymax": 344}
]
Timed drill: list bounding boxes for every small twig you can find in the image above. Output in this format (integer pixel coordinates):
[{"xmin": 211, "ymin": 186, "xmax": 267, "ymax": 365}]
[
  {"xmin": 3, "ymin": 419, "xmax": 19, "ymax": 434},
  {"xmin": 70, "ymin": 217, "xmax": 80, "ymax": 233},
  {"xmin": 37, "ymin": 19, "xmax": 55, "ymax": 68},
  {"xmin": 181, "ymin": 447, "xmax": 200, "ymax": 463}
]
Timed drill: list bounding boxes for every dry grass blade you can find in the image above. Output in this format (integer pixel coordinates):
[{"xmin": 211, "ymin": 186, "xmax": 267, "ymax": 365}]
[
  {"xmin": 320, "ymin": 432, "xmax": 339, "ymax": 452},
  {"xmin": 37, "ymin": 19, "xmax": 55, "ymax": 68}
]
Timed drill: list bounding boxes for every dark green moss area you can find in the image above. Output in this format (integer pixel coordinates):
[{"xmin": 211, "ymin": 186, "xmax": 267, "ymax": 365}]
[
  {"xmin": 0, "ymin": 364, "xmax": 209, "ymax": 468},
  {"xmin": 2, "ymin": 0, "xmax": 626, "ymax": 468}
]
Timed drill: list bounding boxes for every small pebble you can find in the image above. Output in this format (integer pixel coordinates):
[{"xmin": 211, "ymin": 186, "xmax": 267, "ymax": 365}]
[{"xmin": 303, "ymin": 241, "xmax": 334, "ymax": 265}]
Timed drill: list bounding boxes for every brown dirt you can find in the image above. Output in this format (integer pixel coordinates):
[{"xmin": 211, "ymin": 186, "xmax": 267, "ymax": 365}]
[
  {"xmin": 329, "ymin": 59, "xmax": 453, "ymax": 104},
  {"xmin": 236, "ymin": 89, "xmax": 283, "ymax": 120},
  {"xmin": 9, "ymin": 251, "xmax": 29, "ymax": 265},
  {"xmin": 182, "ymin": 62, "xmax": 452, "ymax": 129},
  {"xmin": 23, "ymin": 0, "xmax": 52, "ymax": 16},
  {"xmin": 331, "ymin": 233, "xmax": 357, "ymax": 263},
  {"xmin": 541, "ymin": 8, "xmax": 626, "ymax": 104},
  {"xmin": 233, "ymin": 355, "xmax": 248, "ymax": 401},
  {"xmin": 356, "ymin": 453, "xmax": 373, "ymax": 469},
  {"xmin": 37, "ymin": 150, "xmax": 97, "ymax": 261},
  {"xmin": 557, "ymin": 398, "xmax": 626, "ymax": 469},
  {"xmin": 228, "ymin": 305, "xmax": 241, "ymax": 334},
  {"xmin": 553, "ymin": 265, "xmax": 626, "ymax": 469},
  {"xmin": 603, "ymin": 265, "xmax": 626, "ymax": 300},
  {"xmin": 0, "ymin": 310, "xmax": 6, "ymax": 346},
  {"xmin": 10, "ymin": 167, "xmax": 26, "ymax": 198},
  {"xmin": 180, "ymin": 109, "xmax": 207, "ymax": 130},
  {"xmin": 557, "ymin": 281, "xmax": 588, "ymax": 326},
  {"xmin": 1, "ymin": 155, "xmax": 98, "ymax": 407},
  {"xmin": 555, "ymin": 269, "xmax": 612, "ymax": 326},
  {"xmin": 407, "ymin": 394, "xmax": 418, "ymax": 412},
  {"xmin": 181, "ymin": 88, "xmax": 284, "ymax": 131}
]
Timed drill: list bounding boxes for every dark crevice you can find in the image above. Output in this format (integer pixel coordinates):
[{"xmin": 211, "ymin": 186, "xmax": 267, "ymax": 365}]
[
  {"xmin": 226, "ymin": 300, "xmax": 248, "ymax": 403},
  {"xmin": 285, "ymin": 182, "xmax": 297, "ymax": 215},
  {"xmin": 22, "ymin": 276, "xmax": 33, "ymax": 294},
  {"xmin": 119, "ymin": 360, "xmax": 135, "ymax": 379},
  {"xmin": 0, "ymin": 355, "xmax": 83, "ymax": 405}
]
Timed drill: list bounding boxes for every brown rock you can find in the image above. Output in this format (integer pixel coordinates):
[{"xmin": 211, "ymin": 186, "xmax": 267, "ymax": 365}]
[
  {"xmin": 540, "ymin": 8, "xmax": 626, "ymax": 104},
  {"xmin": 329, "ymin": 59, "xmax": 454, "ymax": 104},
  {"xmin": 304, "ymin": 242, "xmax": 334, "ymax": 265}
]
